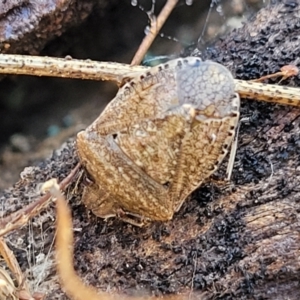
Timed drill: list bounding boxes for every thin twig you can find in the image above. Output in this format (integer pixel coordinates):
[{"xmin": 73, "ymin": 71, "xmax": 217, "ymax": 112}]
[
  {"xmin": 0, "ymin": 163, "xmax": 80, "ymax": 237},
  {"xmin": 252, "ymin": 65, "xmax": 299, "ymax": 83},
  {"xmin": 0, "ymin": 238, "xmax": 25, "ymax": 289},
  {"xmin": 0, "ymin": 54, "xmax": 300, "ymax": 107},
  {"xmin": 0, "ymin": 238, "xmax": 44, "ymax": 299},
  {"xmin": 48, "ymin": 179, "xmax": 110, "ymax": 300},
  {"xmin": 0, "ymin": 54, "xmax": 147, "ymax": 85},
  {"xmin": 131, "ymin": 0, "xmax": 178, "ymax": 66}
]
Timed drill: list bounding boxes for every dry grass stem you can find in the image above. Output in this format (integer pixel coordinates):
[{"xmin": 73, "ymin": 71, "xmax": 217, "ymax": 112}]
[
  {"xmin": 0, "ymin": 238, "xmax": 44, "ymax": 299},
  {"xmin": 0, "ymin": 54, "xmax": 300, "ymax": 107},
  {"xmin": 0, "ymin": 163, "xmax": 80, "ymax": 237},
  {"xmin": 130, "ymin": 0, "xmax": 179, "ymax": 66},
  {"xmin": 0, "ymin": 54, "xmax": 146, "ymax": 85}
]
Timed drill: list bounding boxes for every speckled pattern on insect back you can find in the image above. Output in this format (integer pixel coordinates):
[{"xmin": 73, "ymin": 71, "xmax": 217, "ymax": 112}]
[{"xmin": 76, "ymin": 57, "xmax": 240, "ymax": 224}]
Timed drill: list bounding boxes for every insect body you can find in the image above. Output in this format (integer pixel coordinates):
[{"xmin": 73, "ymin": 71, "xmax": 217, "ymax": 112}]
[{"xmin": 76, "ymin": 57, "xmax": 240, "ymax": 225}]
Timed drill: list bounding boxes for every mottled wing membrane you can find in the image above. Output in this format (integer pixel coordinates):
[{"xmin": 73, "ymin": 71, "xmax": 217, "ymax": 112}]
[
  {"xmin": 176, "ymin": 60, "xmax": 236, "ymax": 117},
  {"xmin": 170, "ymin": 94, "xmax": 240, "ymax": 211},
  {"xmin": 168, "ymin": 61, "xmax": 240, "ymax": 211}
]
